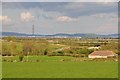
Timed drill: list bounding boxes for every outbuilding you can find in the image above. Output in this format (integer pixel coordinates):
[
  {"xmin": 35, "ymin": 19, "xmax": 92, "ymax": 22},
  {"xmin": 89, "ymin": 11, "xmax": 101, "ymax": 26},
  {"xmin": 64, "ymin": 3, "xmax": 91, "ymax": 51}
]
[{"xmin": 88, "ymin": 51, "xmax": 117, "ymax": 58}]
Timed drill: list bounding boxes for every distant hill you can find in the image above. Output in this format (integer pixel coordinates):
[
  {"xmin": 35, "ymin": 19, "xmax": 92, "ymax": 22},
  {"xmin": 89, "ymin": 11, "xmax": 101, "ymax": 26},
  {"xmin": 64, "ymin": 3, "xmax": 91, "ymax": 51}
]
[
  {"xmin": 2, "ymin": 32, "xmax": 119, "ymax": 38},
  {"xmin": 2, "ymin": 32, "xmax": 43, "ymax": 37},
  {"xmin": 2, "ymin": 32, "xmax": 29, "ymax": 36}
]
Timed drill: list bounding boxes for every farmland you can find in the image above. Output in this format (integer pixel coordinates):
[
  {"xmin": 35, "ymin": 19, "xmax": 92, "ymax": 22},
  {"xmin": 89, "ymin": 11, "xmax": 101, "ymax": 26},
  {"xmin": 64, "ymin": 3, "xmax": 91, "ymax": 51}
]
[
  {"xmin": 2, "ymin": 56, "xmax": 118, "ymax": 78},
  {"xmin": 1, "ymin": 37, "xmax": 119, "ymax": 78},
  {"xmin": 1, "ymin": 37, "xmax": 119, "ymax": 57}
]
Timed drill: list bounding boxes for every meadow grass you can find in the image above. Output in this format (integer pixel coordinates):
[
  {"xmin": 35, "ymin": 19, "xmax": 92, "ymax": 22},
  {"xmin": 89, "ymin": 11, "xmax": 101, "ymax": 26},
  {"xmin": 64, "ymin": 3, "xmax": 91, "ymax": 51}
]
[{"xmin": 2, "ymin": 56, "xmax": 118, "ymax": 78}]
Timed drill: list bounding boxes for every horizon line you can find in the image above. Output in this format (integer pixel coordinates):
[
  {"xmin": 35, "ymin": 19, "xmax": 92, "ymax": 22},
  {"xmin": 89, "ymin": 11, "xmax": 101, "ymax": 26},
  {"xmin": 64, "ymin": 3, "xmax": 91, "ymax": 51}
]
[{"xmin": 1, "ymin": 31, "xmax": 119, "ymax": 35}]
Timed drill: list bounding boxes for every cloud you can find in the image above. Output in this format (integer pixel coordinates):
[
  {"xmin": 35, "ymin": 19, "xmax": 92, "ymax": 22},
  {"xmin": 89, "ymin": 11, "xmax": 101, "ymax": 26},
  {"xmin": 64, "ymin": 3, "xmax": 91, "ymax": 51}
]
[
  {"xmin": 97, "ymin": 0, "xmax": 118, "ymax": 2},
  {"xmin": 92, "ymin": 13, "xmax": 110, "ymax": 18},
  {"xmin": 64, "ymin": 2, "xmax": 84, "ymax": 10},
  {"xmin": 0, "ymin": 16, "xmax": 11, "ymax": 23},
  {"xmin": 20, "ymin": 12, "xmax": 34, "ymax": 22},
  {"xmin": 57, "ymin": 2, "xmax": 117, "ymax": 18},
  {"xmin": 57, "ymin": 16, "xmax": 77, "ymax": 22},
  {"xmin": 92, "ymin": 13, "xmax": 117, "ymax": 19},
  {"xmin": 0, "ymin": 15, "xmax": 16, "ymax": 26},
  {"xmin": 3, "ymin": 2, "xmax": 117, "ymax": 18}
]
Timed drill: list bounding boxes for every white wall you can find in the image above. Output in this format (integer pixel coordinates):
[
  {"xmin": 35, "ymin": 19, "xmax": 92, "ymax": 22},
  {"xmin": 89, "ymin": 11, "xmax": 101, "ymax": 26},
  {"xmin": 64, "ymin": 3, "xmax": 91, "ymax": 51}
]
[{"xmin": 88, "ymin": 55, "xmax": 107, "ymax": 58}]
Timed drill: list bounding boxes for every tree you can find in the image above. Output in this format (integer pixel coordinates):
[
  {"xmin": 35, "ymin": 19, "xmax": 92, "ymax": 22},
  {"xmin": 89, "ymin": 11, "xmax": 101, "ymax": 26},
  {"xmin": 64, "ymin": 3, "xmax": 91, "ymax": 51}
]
[
  {"xmin": 2, "ymin": 42, "xmax": 11, "ymax": 56},
  {"xmin": 44, "ymin": 49, "xmax": 48, "ymax": 55},
  {"xmin": 22, "ymin": 41, "xmax": 33, "ymax": 61},
  {"xmin": 19, "ymin": 54, "xmax": 24, "ymax": 62}
]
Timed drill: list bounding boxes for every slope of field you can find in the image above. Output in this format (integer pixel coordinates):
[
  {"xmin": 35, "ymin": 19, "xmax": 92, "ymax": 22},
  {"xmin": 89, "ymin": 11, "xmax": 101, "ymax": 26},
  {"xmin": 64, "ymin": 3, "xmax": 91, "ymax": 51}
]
[{"xmin": 2, "ymin": 56, "xmax": 118, "ymax": 78}]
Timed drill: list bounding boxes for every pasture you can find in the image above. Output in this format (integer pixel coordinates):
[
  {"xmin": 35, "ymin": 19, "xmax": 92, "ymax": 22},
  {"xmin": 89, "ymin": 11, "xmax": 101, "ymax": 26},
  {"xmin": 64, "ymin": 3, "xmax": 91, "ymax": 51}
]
[
  {"xmin": 2, "ymin": 56, "xmax": 118, "ymax": 78},
  {"xmin": 1, "ymin": 38, "xmax": 119, "ymax": 78}
]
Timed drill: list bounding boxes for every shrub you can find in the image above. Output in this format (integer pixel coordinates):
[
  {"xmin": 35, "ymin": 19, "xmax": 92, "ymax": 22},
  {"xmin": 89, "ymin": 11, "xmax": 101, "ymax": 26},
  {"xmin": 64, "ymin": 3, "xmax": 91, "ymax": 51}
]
[
  {"xmin": 36, "ymin": 60, "xmax": 39, "ymax": 62},
  {"xmin": 44, "ymin": 49, "xmax": 48, "ymax": 55},
  {"xmin": 2, "ymin": 59, "xmax": 7, "ymax": 62},
  {"xmin": 57, "ymin": 51, "xmax": 64, "ymax": 56},
  {"xmin": 79, "ymin": 49, "xmax": 94, "ymax": 54},
  {"xmin": 19, "ymin": 55, "xmax": 24, "ymax": 62}
]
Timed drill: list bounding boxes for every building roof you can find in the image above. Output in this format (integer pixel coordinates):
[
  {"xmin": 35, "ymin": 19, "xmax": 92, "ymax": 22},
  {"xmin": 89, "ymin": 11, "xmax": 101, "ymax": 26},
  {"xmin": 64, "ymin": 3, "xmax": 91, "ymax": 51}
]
[{"xmin": 89, "ymin": 51, "xmax": 117, "ymax": 56}]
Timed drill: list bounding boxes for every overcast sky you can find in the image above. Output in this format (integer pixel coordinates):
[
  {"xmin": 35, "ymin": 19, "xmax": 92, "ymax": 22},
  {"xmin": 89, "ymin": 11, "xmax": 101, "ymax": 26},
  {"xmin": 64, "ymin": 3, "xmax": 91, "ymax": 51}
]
[{"xmin": 0, "ymin": 2, "xmax": 118, "ymax": 34}]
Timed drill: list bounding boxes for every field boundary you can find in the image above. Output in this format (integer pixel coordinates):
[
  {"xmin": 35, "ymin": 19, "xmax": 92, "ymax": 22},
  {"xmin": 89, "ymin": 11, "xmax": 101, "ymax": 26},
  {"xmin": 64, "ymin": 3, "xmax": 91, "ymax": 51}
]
[{"xmin": 1, "ymin": 78, "xmax": 119, "ymax": 80}]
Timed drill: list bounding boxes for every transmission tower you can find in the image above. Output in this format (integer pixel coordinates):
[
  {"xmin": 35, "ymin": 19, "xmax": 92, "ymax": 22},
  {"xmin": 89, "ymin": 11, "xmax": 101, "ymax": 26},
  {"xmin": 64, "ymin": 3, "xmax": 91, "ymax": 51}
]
[{"xmin": 32, "ymin": 24, "xmax": 34, "ymax": 35}]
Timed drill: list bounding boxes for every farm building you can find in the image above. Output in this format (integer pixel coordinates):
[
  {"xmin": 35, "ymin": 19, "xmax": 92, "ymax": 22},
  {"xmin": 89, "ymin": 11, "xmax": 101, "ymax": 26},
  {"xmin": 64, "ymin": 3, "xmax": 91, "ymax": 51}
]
[
  {"xmin": 88, "ymin": 51, "xmax": 117, "ymax": 58},
  {"xmin": 88, "ymin": 47, "xmax": 101, "ymax": 50}
]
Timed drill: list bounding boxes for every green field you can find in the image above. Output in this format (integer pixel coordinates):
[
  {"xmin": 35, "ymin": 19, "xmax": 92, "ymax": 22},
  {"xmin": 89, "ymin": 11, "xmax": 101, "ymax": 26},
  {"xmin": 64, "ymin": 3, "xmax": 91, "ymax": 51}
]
[
  {"xmin": 2, "ymin": 56, "xmax": 118, "ymax": 78},
  {"xmin": 1, "ymin": 38, "xmax": 119, "ymax": 78}
]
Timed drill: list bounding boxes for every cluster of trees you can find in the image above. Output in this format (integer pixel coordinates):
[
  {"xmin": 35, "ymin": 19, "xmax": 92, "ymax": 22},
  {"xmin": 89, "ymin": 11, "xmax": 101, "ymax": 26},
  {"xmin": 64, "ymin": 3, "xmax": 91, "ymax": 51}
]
[
  {"xmin": 2, "ymin": 42, "xmax": 23, "ymax": 56},
  {"xmin": 2, "ymin": 41, "xmax": 49, "ymax": 56},
  {"xmin": 49, "ymin": 47, "xmax": 94, "ymax": 57},
  {"xmin": 2, "ymin": 39, "xmax": 94, "ymax": 58}
]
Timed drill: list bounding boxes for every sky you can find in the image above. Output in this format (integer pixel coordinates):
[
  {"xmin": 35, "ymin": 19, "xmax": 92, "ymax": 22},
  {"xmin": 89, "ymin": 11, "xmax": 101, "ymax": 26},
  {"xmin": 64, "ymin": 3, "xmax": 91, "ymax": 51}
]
[{"xmin": 0, "ymin": 1, "xmax": 118, "ymax": 35}]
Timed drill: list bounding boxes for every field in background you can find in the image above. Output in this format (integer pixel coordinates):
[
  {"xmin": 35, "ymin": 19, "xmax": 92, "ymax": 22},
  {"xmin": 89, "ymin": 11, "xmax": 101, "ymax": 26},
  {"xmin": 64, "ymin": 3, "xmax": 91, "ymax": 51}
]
[{"xmin": 1, "ymin": 37, "xmax": 119, "ymax": 57}]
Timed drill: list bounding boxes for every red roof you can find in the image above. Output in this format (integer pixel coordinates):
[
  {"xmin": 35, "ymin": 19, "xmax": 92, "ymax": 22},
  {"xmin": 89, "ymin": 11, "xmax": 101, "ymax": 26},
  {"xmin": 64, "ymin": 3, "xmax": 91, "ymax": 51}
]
[{"xmin": 89, "ymin": 51, "xmax": 117, "ymax": 56}]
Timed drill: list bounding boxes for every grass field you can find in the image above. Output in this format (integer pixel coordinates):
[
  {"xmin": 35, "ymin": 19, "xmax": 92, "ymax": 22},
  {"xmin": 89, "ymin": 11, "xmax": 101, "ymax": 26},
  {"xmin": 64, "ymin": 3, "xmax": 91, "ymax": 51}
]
[{"xmin": 2, "ymin": 56, "xmax": 118, "ymax": 78}]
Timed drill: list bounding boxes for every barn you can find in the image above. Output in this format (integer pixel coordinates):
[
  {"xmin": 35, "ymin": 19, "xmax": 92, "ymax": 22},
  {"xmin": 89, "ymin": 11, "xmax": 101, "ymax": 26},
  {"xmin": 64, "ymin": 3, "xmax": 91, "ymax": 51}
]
[{"xmin": 88, "ymin": 51, "xmax": 117, "ymax": 58}]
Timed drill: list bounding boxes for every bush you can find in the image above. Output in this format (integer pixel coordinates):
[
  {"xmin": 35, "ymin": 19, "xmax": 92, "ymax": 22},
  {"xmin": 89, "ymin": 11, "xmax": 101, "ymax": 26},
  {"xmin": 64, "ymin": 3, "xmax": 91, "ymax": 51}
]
[
  {"xmin": 2, "ymin": 59, "xmax": 7, "ymax": 62},
  {"xmin": 19, "ymin": 55, "xmax": 24, "ymax": 62},
  {"xmin": 36, "ymin": 60, "xmax": 39, "ymax": 62},
  {"xmin": 57, "ymin": 51, "xmax": 64, "ymax": 56},
  {"xmin": 79, "ymin": 49, "xmax": 94, "ymax": 54},
  {"xmin": 44, "ymin": 49, "xmax": 48, "ymax": 55}
]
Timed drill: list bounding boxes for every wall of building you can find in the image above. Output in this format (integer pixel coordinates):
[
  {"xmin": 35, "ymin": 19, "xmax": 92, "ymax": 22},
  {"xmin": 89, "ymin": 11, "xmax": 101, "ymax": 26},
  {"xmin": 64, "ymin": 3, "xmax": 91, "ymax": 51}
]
[{"xmin": 88, "ymin": 55, "xmax": 108, "ymax": 58}]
